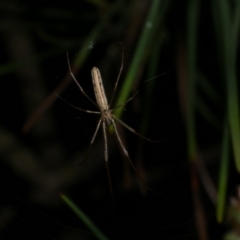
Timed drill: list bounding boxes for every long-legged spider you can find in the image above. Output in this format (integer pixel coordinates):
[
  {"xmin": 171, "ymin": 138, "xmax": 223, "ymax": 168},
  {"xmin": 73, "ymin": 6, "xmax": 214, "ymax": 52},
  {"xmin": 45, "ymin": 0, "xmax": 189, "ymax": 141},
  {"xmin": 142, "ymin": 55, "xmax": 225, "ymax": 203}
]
[{"xmin": 66, "ymin": 48, "xmax": 158, "ymax": 197}]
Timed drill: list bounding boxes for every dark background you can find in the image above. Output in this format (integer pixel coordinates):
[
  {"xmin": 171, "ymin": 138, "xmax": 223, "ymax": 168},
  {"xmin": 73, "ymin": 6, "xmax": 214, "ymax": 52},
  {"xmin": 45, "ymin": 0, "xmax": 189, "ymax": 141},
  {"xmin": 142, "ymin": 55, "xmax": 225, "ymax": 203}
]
[{"xmin": 0, "ymin": 0, "xmax": 238, "ymax": 239}]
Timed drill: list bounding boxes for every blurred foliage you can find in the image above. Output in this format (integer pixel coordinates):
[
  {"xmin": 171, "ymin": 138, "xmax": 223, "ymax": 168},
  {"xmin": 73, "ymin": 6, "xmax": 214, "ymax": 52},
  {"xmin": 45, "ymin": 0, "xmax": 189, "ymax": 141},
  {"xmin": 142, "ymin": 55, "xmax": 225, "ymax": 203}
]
[{"xmin": 0, "ymin": 0, "xmax": 239, "ymax": 239}]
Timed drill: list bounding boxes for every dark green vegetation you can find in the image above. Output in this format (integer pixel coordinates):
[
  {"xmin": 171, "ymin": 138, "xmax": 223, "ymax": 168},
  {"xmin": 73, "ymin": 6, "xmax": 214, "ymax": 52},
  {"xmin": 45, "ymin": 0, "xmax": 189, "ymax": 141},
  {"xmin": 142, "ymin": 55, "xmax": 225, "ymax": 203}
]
[{"xmin": 0, "ymin": 0, "xmax": 239, "ymax": 239}]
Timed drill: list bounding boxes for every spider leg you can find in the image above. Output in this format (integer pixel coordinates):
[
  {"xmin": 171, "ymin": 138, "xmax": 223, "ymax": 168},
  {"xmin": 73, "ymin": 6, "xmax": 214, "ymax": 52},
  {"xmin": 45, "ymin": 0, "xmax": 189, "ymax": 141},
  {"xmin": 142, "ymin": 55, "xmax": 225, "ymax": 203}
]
[
  {"xmin": 111, "ymin": 121, "xmax": 146, "ymax": 185},
  {"xmin": 113, "ymin": 115, "xmax": 161, "ymax": 143},
  {"xmin": 56, "ymin": 94, "xmax": 100, "ymax": 114},
  {"xmin": 112, "ymin": 120, "xmax": 163, "ymax": 197},
  {"xmin": 109, "ymin": 43, "xmax": 124, "ymax": 108},
  {"xmin": 102, "ymin": 121, "xmax": 114, "ymax": 199},
  {"xmin": 111, "ymin": 91, "xmax": 139, "ymax": 112},
  {"xmin": 79, "ymin": 118, "xmax": 102, "ymax": 165},
  {"xmin": 67, "ymin": 52, "xmax": 97, "ymax": 107}
]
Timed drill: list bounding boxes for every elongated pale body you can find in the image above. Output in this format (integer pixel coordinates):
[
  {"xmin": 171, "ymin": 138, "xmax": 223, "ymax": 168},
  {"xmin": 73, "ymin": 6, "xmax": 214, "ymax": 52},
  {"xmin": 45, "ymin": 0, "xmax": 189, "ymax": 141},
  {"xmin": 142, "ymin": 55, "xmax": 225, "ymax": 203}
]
[
  {"xmin": 91, "ymin": 67, "xmax": 108, "ymax": 111},
  {"xmin": 91, "ymin": 67, "xmax": 112, "ymax": 126}
]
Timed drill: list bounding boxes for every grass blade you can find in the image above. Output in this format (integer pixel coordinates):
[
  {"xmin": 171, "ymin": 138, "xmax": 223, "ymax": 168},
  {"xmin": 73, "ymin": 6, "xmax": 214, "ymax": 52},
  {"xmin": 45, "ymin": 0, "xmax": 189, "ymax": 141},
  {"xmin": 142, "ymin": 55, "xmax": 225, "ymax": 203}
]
[
  {"xmin": 60, "ymin": 193, "xmax": 109, "ymax": 240},
  {"xmin": 114, "ymin": 0, "xmax": 166, "ymax": 118}
]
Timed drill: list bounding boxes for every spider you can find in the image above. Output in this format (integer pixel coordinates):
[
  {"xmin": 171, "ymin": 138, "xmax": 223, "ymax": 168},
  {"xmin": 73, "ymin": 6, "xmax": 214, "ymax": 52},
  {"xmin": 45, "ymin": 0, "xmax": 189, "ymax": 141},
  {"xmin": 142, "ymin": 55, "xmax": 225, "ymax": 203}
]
[{"xmin": 66, "ymin": 48, "xmax": 158, "ymax": 197}]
